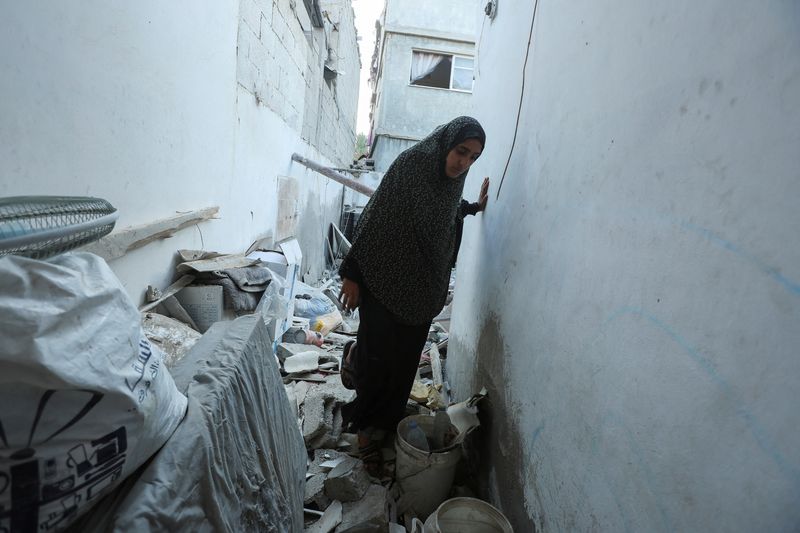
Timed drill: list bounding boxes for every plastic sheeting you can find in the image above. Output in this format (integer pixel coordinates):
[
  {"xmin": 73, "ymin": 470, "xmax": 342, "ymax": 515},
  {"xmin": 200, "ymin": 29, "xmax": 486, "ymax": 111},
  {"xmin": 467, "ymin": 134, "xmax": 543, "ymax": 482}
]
[{"xmin": 66, "ymin": 314, "xmax": 306, "ymax": 532}]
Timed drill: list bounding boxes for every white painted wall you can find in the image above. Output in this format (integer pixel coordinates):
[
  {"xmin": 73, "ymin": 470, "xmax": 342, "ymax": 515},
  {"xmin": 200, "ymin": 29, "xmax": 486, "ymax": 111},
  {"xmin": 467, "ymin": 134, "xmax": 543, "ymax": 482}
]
[
  {"xmin": 448, "ymin": 0, "xmax": 800, "ymax": 531},
  {"xmin": 1, "ymin": 0, "xmax": 359, "ymax": 301}
]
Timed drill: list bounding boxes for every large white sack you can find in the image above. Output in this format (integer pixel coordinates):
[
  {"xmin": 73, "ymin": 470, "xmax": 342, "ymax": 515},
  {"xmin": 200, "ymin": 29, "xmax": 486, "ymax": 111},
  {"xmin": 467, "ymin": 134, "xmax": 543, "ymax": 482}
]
[{"xmin": 0, "ymin": 252, "xmax": 187, "ymax": 532}]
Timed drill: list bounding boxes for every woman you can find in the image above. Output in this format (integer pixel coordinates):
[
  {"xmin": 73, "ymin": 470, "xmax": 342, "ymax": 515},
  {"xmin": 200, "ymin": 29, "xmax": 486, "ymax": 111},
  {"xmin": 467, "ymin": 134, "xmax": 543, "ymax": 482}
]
[{"xmin": 338, "ymin": 116, "xmax": 489, "ymax": 473}]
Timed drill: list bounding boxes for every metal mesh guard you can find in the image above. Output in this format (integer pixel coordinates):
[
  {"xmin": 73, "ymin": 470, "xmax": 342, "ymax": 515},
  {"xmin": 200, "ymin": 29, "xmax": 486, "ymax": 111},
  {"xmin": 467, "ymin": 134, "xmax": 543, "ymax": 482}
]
[{"xmin": 0, "ymin": 196, "xmax": 118, "ymax": 260}]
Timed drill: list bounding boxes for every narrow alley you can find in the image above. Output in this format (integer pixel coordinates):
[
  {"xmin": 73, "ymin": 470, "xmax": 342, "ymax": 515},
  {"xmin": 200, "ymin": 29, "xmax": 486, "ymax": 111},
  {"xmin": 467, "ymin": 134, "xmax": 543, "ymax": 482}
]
[{"xmin": 1, "ymin": 0, "xmax": 798, "ymax": 532}]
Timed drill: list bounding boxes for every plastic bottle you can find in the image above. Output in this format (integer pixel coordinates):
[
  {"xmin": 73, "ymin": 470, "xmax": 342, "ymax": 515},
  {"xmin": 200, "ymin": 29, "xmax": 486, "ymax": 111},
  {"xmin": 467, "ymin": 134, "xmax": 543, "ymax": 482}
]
[
  {"xmin": 405, "ymin": 420, "xmax": 430, "ymax": 452},
  {"xmin": 305, "ymin": 330, "xmax": 324, "ymax": 347}
]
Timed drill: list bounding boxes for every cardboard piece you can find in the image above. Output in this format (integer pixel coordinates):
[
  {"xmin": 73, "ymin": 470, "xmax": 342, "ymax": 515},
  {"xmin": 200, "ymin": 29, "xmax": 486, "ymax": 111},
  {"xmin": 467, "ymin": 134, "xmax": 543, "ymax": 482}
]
[{"xmin": 175, "ymin": 285, "xmax": 224, "ymax": 333}]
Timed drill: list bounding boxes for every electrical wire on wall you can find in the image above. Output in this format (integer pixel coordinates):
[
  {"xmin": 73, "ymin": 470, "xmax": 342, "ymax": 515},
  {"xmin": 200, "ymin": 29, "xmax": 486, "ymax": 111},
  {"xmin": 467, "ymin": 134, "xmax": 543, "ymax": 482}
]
[{"xmin": 496, "ymin": 0, "xmax": 540, "ymax": 199}]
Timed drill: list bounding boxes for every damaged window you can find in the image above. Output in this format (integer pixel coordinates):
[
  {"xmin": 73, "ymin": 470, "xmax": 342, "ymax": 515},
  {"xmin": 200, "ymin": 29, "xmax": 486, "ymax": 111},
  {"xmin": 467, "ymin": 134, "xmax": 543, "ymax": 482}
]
[{"xmin": 409, "ymin": 51, "xmax": 473, "ymax": 92}]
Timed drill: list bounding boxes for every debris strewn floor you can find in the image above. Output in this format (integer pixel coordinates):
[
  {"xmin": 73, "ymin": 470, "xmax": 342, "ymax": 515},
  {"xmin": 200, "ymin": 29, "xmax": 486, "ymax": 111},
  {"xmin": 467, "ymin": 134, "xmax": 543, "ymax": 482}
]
[{"xmin": 135, "ymin": 238, "xmax": 494, "ymax": 531}]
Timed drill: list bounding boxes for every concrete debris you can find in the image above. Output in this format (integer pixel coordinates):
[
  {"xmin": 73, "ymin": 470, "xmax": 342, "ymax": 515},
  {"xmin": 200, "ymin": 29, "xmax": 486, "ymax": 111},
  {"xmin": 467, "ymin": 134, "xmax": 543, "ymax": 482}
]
[
  {"xmin": 141, "ymin": 312, "xmax": 202, "ymax": 368},
  {"xmin": 303, "ymin": 396, "xmax": 327, "ymax": 443},
  {"xmin": 300, "ymin": 374, "xmax": 354, "ymax": 448},
  {"xmin": 308, "ymin": 399, "xmax": 338, "ymax": 449},
  {"xmin": 278, "ymin": 342, "xmax": 329, "ymax": 361},
  {"xmin": 290, "ymin": 373, "xmax": 328, "ymax": 383},
  {"xmin": 305, "ymin": 473, "xmax": 331, "ymax": 509},
  {"xmin": 313, "ymin": 375, "xmax": 357, "ymax": 404},
  {"xmin": 285, "ymin": 383, "xmax": 299, "ymax": 420},
  {"xmin": 284, "ymin": 351, "xmax": 321, "ymax": 374},
  {"xmin": 308, "ymin": 449, "xmax": 350, "ymax": 477},
  {"xmin": 319, "ymin": 458, "xmax": 346, "ymax": 470},
  {"xmin": 295, "ymin": 380, "xmax": 311, "ymax": 410},
  {"xmin": 324, "ymin": 331, "xmax": 355, "ymax": 347},
  {"xmin": 306, "ymin": 500, "xmax": 343, "ymax": 533},
  {"xmin": 324, "ymin": 457, "xmax": 371, "ymax": 502},
  {"xmin": 334, "ymin": 483, "xmax": 388, "ymax": 532}
]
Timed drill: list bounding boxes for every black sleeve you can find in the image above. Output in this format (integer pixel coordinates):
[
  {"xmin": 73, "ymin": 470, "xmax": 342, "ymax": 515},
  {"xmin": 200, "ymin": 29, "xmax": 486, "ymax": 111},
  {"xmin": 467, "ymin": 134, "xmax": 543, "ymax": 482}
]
[
  {"xmin": 339, "ymin": 253, "xmax": 363, "ymax": 284},
  {"xmin": 458, "ymin": 199, "xmax": 481, "ymax": 218}
]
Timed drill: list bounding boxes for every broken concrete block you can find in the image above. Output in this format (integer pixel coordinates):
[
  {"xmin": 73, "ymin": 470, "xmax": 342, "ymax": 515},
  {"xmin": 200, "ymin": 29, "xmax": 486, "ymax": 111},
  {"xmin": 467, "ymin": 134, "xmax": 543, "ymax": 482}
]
[
  {"xmin": 303, "ymin": 396, "xmax": 327, "ymax": 443},
  {"xmin": 284, "ymin": 350, "xmax": 320, "ymax": 374},
  {"xmin": 277, "ymin": 342, "xmax": 328, "ymax": 361},
  {"xmin": 307, "ymin": 500, "xmax": 343, "ymax": 533},
  {"xmin": 315, "ymin": 375, "xmax": 356, "ymax": 404},
  {"xmin": 284, "ymin": 383, "xmax": 299, "ymax": 420},
  {"xmin": 324, "ymin": 457, "xmax": 371, "ymax": 502},
  {"xmin": 334, "ymin": 483, "xmax": 388, "ymax": 532},
  {"xmin": 308, "ymin": 399, "xmax": 337, "ymax": 449},
  {"xmin": 308, "ymin": 449, "xmax": 350, "ymax": 477},
  {"xmin": 294, "ymin": 380, "xmax": 311, "ymax": 410},
  {"xmin": 305, "ymin": 473, "xmax": 331, "ymax": 509}
]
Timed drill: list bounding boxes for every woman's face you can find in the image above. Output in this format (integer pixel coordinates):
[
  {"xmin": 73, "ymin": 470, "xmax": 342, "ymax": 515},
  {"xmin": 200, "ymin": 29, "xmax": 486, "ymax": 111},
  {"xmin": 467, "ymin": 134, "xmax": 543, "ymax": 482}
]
[{"xmin": 444, "ymin": 138, "xmax": 482, "ymax": 178}]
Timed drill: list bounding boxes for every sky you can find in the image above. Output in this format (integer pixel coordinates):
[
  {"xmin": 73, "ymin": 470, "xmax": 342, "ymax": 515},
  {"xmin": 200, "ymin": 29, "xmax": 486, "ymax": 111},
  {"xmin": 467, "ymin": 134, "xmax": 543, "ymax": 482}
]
[{"xmin": 352, "ymin": 0, "xmax": 384, "ymax": 135}]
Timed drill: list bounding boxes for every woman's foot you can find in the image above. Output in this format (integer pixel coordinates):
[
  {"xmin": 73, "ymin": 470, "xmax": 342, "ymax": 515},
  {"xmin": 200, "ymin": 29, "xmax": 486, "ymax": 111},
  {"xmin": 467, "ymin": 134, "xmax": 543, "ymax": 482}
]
[{"xmin": 356, "ymin": 429, "xmax": 384, "ymax": 478}]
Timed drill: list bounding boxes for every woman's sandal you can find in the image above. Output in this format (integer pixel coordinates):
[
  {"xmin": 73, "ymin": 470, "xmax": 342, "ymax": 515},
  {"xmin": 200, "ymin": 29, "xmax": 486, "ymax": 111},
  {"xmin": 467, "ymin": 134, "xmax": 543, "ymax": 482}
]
[{"xmin": 341, "ymin": 340, "xmax": 357, "ymax": 390}]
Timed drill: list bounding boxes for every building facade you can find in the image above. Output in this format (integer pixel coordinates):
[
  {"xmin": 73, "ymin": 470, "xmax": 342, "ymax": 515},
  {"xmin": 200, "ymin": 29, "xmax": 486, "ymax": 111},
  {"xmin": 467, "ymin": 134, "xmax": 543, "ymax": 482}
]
[{"xmin": 368, "ymin": 0, "xmax": 479, "ymax": 171}]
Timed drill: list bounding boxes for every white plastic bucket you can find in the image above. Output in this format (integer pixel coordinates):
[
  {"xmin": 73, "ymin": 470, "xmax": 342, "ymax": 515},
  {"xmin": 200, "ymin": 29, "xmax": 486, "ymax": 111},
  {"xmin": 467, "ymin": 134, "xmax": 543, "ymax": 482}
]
[
  {"xmin": 395, "ymin": 415, "xmax": 461, "ymax": 519},
  {"xmin": 423, "ymin": 497, "xmax": 513, "ymax": 533}
]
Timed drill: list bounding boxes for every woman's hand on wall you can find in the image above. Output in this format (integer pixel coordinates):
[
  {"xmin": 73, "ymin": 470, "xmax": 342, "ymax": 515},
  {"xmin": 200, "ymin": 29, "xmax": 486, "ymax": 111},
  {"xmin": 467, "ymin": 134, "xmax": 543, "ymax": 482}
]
[
  {"xmin": 339, "ymin": 278, "xmax": 361, "ymax": 311},
  {"xmin": 477, "ymin": 177, "xmax": 490, "ymax": 211}
]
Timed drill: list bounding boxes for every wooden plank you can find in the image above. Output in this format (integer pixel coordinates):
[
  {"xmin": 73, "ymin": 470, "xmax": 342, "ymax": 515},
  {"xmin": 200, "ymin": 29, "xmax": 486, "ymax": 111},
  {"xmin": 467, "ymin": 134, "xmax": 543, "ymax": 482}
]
[{"xmin": 82, "ymin": 207, "xmax": 219, "ymax": 261}]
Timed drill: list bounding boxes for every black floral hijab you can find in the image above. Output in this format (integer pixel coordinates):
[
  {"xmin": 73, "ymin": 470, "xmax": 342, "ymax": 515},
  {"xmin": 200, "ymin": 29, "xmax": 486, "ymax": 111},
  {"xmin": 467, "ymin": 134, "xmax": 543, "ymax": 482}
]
[{"xmin": 341, "ymin": 116, "xmax": 486, "ymax": 324}]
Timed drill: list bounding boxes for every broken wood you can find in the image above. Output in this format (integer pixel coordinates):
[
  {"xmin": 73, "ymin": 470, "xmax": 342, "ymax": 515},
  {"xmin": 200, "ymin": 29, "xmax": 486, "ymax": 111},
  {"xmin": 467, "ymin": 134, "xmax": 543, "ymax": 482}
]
[
  {"xmin": 82, "ymin": 207, "xmax": 219, "ymax": 261},
  {"xmin": 140, "ymin": 274, "xmax": 195, "ymax": 312}
]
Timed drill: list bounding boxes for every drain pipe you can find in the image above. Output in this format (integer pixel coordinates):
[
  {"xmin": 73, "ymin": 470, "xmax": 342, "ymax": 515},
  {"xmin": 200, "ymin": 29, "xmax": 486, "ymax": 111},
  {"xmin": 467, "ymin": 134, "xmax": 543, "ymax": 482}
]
[{"xmin": 291, "ymin": 153, "xmax": 375, "ymax": 196}]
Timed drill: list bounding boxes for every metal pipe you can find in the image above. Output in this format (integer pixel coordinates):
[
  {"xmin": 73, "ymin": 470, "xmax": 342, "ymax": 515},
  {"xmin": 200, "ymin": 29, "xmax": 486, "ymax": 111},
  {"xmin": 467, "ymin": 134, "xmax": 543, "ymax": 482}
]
[{"xmin": 291, "ymin": 153, "xmax": 375, "ymax": 196}]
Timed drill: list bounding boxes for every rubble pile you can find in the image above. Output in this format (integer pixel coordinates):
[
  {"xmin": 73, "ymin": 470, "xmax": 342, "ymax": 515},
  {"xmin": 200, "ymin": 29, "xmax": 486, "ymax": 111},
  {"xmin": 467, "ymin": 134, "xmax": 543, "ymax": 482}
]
[{"xmin": 134, "ymin": 235, "xmax": 496, "ymax": 531}]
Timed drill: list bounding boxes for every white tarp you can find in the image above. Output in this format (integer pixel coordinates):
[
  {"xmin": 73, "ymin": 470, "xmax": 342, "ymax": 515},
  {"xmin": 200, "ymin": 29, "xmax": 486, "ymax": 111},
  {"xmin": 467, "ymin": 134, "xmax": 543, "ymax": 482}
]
[
  {"xmin": 65, "ymin": 314, "xmax": 307, "ymax": 532},
  {"xmin": 0, "ymin": 253, "xmax": 187, "ymax": 532}
]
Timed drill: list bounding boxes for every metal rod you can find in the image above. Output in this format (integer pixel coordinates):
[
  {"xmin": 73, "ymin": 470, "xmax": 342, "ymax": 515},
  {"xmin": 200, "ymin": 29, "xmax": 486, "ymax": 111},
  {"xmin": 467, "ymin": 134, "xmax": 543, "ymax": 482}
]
[{"xmin": 292, "ymin": 153, "xmax": 375, "ymax": 196}]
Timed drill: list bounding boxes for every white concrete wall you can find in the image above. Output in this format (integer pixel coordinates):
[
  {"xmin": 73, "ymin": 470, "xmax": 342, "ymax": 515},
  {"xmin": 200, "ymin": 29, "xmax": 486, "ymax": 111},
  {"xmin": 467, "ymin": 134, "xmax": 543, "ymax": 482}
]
[
  {"xmin": 1, "ymin": 0, "xmax": 359, "ymax": 301},
  {"xmin": 448, "ymin": 0, "xmax": 800, "ymax": 531}
]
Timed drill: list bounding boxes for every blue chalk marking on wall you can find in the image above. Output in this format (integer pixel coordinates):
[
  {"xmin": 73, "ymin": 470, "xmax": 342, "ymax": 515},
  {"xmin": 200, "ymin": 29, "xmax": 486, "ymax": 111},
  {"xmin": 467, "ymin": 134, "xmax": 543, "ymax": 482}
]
[
  {"xmin": 531, "ymin": 423, "xmax": 545, "ymax": 445},
  {"xmin": 680, "ymin": 221, "xmax": 800, "ymax": 296},
  {"xmin": 530, "ymin": 201, "xmax": 800, "ymax": 298},
  {"xmin": 606, "ymin": 307, "xmax": 800, "ymax": 496}
]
